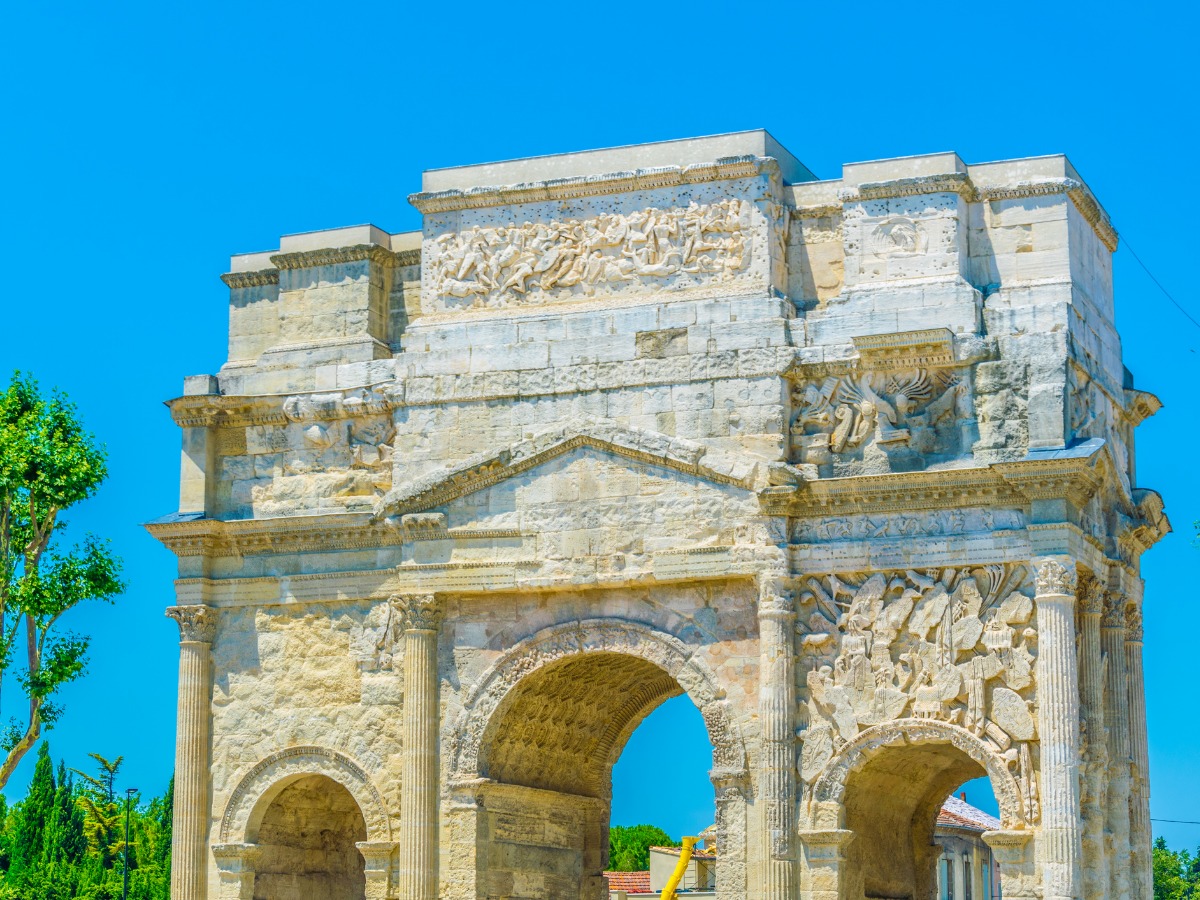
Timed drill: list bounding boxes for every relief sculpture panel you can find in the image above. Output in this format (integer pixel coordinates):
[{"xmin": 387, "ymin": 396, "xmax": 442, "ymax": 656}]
[
  {"xmin": 790, "ymin": 366, "xmax": 971, "ymax": 476},
  {"xmin": 797, "ymin": 566, "xmax": 1040, "ymax": 821},
  {"xmin": 428, "ymin": 197, "xmax": 758, "ymax": 311}
]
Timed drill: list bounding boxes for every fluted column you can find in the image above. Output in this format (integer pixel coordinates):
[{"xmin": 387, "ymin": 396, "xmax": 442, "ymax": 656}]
[
  {"xmin": 757, "ymin": 575, "xmax": 796, "ymax": 899},
  {"xmin": 167, "ymin": 605, "xmax": 218, "ymax": 900},
  {"xmin": 1102, "ymin": 591, "xmax": 1132, "ymax": 900},
  {"xmin": 1033, "ymin": 558, "xmax": 1083, "ymax": 900},
  {"xmin": 1125, "ymin": 601, "xmax": 1152, "ymax": 900},
  {"xmin": 395, "ymin": 594, "xmax": 442, "ymax": 900},
  {"xmin": 1076, "ymin": 577, "xmax": 1109, "ymax": 899}
]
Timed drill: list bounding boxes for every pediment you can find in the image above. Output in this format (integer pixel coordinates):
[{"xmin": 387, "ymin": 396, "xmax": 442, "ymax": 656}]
[{"xmin": 374, "ymin": 421, "xmax": 761, "ymax": 519}]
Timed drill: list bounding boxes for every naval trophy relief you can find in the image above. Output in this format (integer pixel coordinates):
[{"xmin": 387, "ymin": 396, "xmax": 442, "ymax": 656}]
[
  {"xmin": 790, "ymin": 365, "xmax": 969, "ymax": 476},
  {"xmin": 428, "ymin": 197, "xmax": 757, "ymax": 311},
  {"xmin": 796, "ymin": 566, "xmax": 1041, "ymax": 822}
]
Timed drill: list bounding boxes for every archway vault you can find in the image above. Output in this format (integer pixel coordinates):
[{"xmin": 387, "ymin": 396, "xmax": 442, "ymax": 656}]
[
  {"xmin": 448, "ymin": 618, "xmax": 747, "ymax": 785},
  {"xmin": 220, "ymin": 745, "xmax": 392, "ymax": 844},
  {"xmin": 801, "ymin": 718, "xmax": 1028, "ymax": 900}
]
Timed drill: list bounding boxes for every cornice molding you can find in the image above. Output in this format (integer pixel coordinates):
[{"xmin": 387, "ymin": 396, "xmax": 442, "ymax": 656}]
[
  {"xmin": 269, "ymin": 244, "xmax": 419, "ymax": 271},
  {"xmin": 167, "ymin": 383, "xmax": 397, "ymax": 428},
  {"xmin": 762, "ymin": 453, "xmax": 1103, "ymax": 517},
  {"xmin": 220, "ymin": 270, "xmax": 280, "ymax": 289},
  {"xmin": 975, "ymin": 178, "xmax": 1118, "ymax": 251},
  {"xmin": 840, "ymin": 172, "xmax": 977, "ymax": 203},
  {"xmin": 407, "ymin": 156, "xmax": 779, "ymax": 214},
  {"xmin": 146, "ymin": 512, "xmax": 399, "ymax": 558}
]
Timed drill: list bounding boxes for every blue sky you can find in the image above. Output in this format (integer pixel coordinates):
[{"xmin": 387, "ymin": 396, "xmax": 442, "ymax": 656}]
[{"xmin": 3, "ymin": 0, "xmax": 1199, "ymax": 848}]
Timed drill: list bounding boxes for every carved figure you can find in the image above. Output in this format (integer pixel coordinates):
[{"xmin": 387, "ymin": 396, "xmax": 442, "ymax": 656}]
[{"xmin": 430, "ymin": 198, "xmax": 753, "ymax": 308}]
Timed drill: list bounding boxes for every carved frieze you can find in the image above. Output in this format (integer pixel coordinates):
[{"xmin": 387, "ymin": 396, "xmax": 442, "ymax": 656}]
[
  {"xmin": 429, "ymin": 198, "xmax": 756, "ymax": 310},
  {"xmin": 791, "ymin": 507, "xmax": 1024, "ymax": 543},
  {"xmin": 797, "ymin": 565, "xmax": 1039, "ymax": 819}
]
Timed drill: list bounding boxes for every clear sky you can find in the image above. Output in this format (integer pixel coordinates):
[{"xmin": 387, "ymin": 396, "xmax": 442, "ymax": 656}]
[{"xmin": 3, "ymin": 0, "xmax": 1199, "ymax": 850}]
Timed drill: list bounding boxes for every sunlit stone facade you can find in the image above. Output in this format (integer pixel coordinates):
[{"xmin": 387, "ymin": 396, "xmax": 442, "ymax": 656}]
[{"xmin": 150, "ymin": 131, "xmax": 1167, "ymax": 900}]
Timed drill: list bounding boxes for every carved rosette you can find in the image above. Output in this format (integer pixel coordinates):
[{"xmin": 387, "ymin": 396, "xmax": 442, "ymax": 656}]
[
  {"xmin": 392, "ymin": 594, "xmax": 442, "ymax": 632},
  {"xmin": 166, "ymin": 605, "xmax": 218, "ymax": 644},
  {"xmin": 1035, "ymin": 557, "xmax": 1077, "ymax": 598}
]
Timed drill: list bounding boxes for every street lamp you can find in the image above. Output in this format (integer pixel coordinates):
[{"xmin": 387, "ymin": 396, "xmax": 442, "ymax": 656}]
[{"xmin": 123, "ymin": 787, "xmax": 138, "ymax": 900}]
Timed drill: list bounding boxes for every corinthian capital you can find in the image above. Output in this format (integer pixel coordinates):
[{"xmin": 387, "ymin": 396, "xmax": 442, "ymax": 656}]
[
  {"xmin": 1034, "ymin": 556, "xmax": 1077, "ymax": 598},
  {"xmin": 166, "ymin": 605, "xmax": 218, "ymax": 643},
  {"xmin": 1078, "ymin": 575, "xmax": 1107, "ymax": 615},
  {"xmin": 392, "ymin": 593, "xmax": 442, "ymax": 632},
  {"xmin": 1102, "ymin": 591, "xmax": 1128, "ymax": 629},
  {"xmin": 1125, "ymin": 602, "xmax": 1144, "ymax": 642}
]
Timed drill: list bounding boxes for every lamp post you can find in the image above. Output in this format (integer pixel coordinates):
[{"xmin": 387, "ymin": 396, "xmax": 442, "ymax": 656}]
[{"xmin": 123, "ymin": 787, "xmax": 138, "ymax": 900}]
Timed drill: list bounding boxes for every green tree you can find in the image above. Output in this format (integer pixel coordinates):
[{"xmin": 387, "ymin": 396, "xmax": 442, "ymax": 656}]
[
  {"xmin": 7, "ymin": 742, "xmax": 54, "ymax": 876},
  {"xmin": 0, "ymin": 373, "xmax": 124, "ymax": 788},
  {"xmin": 608, "ymin": 823, "xmax": 678, "ymax": 871},
  {"xmin": 73, "ymin": 753, "xmax": 125, "ymax": 869}
]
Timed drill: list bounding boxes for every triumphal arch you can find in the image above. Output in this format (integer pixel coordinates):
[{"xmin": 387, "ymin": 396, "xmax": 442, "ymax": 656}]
[{"xmin": 149, "ymin": 131, "xmax": 1168, "ymax": 900}]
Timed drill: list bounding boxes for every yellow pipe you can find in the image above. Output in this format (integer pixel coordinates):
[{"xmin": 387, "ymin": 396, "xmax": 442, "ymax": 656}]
[{"xmin": 661, "ymin": 836, "xmax": 698, "ymax": 900}]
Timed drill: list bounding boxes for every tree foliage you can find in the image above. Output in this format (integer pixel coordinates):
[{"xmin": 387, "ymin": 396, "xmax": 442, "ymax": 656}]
[
  {"xmin": 1155, "ymin": 836, "xmax": 1200, "ymax": 899},
  {"xmin": 0, "ymin": 373, "xmax": 124, "ymax": 789},
  {"xmin": 608, "ymin": 823, "xmax": 678, "ymax": 871},
  {"xmin": 0, "ymin": 742, "xmax": 170, "ymax": 899}
]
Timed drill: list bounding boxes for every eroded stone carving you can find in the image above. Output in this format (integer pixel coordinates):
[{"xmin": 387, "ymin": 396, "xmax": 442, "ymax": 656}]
[
  {"xmin": 166, "ymin": 605, "xmax": 218, "ymax": 643},
  {"xmin": 790, "ymin": 367, "xmax": 967, "ymax": 473},
  {"xmin": 430, "ymin": 199, "xmax": 754, "ymax": 309},
  {"xmin": 870, "ymin": 217, "xmax": 927, "ymax": 258},
  {"xmin": 791, "ymin": 507, "xmax": 1024, "ymax": 543},
  {"xmin": 797, "ymin": 566, "xmax": 1040, "ymax": 820}
]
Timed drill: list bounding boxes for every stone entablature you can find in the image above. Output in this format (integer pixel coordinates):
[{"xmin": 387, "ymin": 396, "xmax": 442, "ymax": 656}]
[{"xmin": 149, "ymin": 130, "xmax": 1166, "ymax": 900}]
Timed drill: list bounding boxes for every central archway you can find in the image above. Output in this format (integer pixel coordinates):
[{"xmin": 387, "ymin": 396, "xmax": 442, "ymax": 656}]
[{"xmin": 447, "ymin": 619, "xmax": 748, "ymax": 900}]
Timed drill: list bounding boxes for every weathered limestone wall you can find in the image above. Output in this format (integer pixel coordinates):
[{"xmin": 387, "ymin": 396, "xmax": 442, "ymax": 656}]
[{"xmin": 150, "ymin": 131, "xmax": 1167, "ymax": 900}]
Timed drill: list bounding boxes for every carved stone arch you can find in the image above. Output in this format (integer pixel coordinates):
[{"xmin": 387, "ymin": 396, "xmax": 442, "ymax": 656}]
[
  {"xmin": 806, "ymin": 718, "xmax": 1027, "ymax": 830},
  {"xmin": 219, "ymin": 745, "xmax": 391, "ymax": 843},
  {"xmin": 448, "ymin": 618, "xmax": 747, "ymax": 781}
]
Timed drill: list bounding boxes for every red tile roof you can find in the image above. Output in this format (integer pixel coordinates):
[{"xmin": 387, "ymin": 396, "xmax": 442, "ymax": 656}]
[
  {"xmin": 938, "ymin": 794, "xmax": 1001, "ymax": 832},
  {"xmin": 603, "ymin": 870, "xmax": 651, "ymax": 893}
]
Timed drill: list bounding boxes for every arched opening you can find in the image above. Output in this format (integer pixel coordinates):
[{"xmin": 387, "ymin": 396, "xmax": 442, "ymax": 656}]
[
  {"xmin": 609, "ymin": 694, "xmax": 716, "ymax": 888},
  {"xmin": 251, "ymin": 774, "xmax": 368, "ymax": 900},
  {"xmin": 836, "ymin": 736, "xmax": 1009, "ymax": 900},
  {"xmin": 472, "ymin": 651, "xmax": 709, "ymax": 900}
]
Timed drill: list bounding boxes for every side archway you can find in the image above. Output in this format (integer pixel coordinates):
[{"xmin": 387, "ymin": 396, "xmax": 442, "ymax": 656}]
[
  {"xmin": 220, "ymin": 745, "xmax": 392, "ymax": 844},
  {"xmin": 802, "ymin": 718, "xmax": 1029, "ymax": 900}
]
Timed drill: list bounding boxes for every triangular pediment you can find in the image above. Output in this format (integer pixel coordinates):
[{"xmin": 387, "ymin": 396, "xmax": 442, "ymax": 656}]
[{"xmin": 375, "ymin": 421, "xmax": 761, "ymax": 519}]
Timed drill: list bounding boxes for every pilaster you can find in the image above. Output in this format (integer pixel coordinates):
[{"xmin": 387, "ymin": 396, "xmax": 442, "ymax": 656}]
[
  {"xmin": 1033, "ymin": 557, "xmax": 1083, "ymax": 900},
  {"xmin": 357, "ymin": 841, "xmax": 400, "ymax": 900},
  {"xmin": 166, "ymin": 605, "xmax": 217, "ymax": 900},
  {"xmin": 757, "ymin": 574, "xmax": 797, "ymax": 899},
  {"xmin": 1102, "ymin": 590, "xmax": 1132, "ymax": 900},
  {"xmin": 211, "ymin": 842, "xmax": 260, "ymax": 900},
  {"xmin": 983, "ymin": 830, "xmax": 1036, "ymax": 900},
  {"xmin": 797, "ymin": 829, "xmax": 852, "ymax": 900},
  {"xmin": 394, "ymin": 593, "xmax": 442, "ymax": 900},
  {"xmin": 1125, "ymin": 600, "xmax": 1152, "ymax": 900},
  {"xmin": 1076, "ymin": 576, "xmax": 1109, "ymax": 898}
]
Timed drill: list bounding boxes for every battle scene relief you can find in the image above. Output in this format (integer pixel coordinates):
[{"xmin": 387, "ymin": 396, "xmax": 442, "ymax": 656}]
[{"xmin": 797, "ymin": 566, "xmax": 1040, "ymax": 822}]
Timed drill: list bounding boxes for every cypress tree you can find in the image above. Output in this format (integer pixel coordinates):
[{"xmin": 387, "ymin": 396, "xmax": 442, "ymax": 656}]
[{"xmin": 10, "ymin": 741, "xmax": 55, "ymax": 874}]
